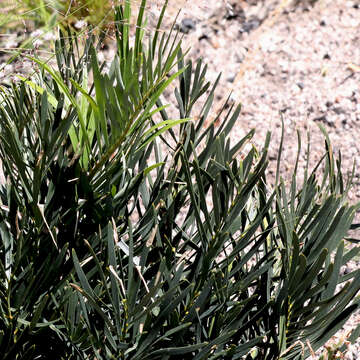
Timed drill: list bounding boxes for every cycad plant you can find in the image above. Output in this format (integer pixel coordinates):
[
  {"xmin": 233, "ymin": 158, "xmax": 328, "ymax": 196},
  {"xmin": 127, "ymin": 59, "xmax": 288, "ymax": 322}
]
[{"xmin": 0, "ymin": 1, "xmax": 360, "ymax": 359}]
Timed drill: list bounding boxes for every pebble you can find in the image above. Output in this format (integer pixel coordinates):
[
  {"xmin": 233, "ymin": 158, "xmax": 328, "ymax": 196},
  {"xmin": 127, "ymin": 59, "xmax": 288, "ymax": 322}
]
[
  {"xmin": 346, "ymin": 1, "xmax": 356, "ymax": 7},
  {"xmin": 334, "ymin": 107, "xmax": 347, "ymax": 114},
  {"xmin": 225, "ymin": 2, "xmax": 246, "ymax": 21},
  {"xmin": 179, "ymin": 18, "xmax": 196, "ymax": 34},
  {"xmin": 326, "ymin": 101, "xmax": 333, "ymax": 108},
  {"xmin": 226, "ymin": 72, "xmax": 236, "ymax": 83},
  {"xmin": 240, "ymin": 17, "xmax": 261, "ymax": 33},
  {"xmin": 313, "ymin": 114, "xmax": 331, "ymax": 125},
  {"xmin": 340, "ymin": 114, "xmax": 348, "ymax": 124}
]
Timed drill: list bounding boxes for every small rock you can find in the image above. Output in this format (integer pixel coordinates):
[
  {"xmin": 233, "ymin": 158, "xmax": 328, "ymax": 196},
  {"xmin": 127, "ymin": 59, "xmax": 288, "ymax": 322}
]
[
  {"xmin": 325, "ymin": 101, "xmax": 333, "ymax": 108},
  {"xmin": 179, "ymin": 18, "xmax": 196, "ymax": 34},
  {"xmin": 198, "ymin": 33, "xmax": 208, "ymax": 41},
  {"xmin": 323, "ymin": 53, "xmax": 331, "ymax": 60},
  {"xmin": 320, "ymin": 19, "xmax": 326, "ymax": 26},
  {"xmin": 280, "ymin": 107, "xmax": 289, "ymax": 113},
  {"xmin": 320, "ymin": 104, "xmax": 328, "ymax": 112},
  {"xmin": 346, "ymin": 0, "xmax": 356, "ymax": 7},
  {"xmin": 235, "ymin": 52, "xmax": 245, "ymax": 63},
  {"xmin": 240, "ymin": 17, "xmax": 261, "ymax": 33},
  {"xmin": 313, "ymin": 114, "xmax": 334, "ymax": 126},
  {"xmin": 333, "ymin": 107, "xmax": 346, "ymax": 115},
  {"xmin": 327, "ymin": 117, "xmax": 335, "ymax": 127},
  {"xmin": 297, "ymin": 82, "xmax": 304, "ymax": 90},
  {"xmin": 226, "ymin": 73, "xmax": 236, "ymax": 83},
  {"xmin": 225, "ymin": 2, "xmax": 246, "ymax": 21},
  {"xmin": 339, "ymin": 113, "xmax": 347, "ymax": 123}
]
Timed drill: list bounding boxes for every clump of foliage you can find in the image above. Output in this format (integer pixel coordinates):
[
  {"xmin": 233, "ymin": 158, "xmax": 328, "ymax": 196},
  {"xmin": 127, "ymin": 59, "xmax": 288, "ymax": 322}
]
[
  {"xmin": 0, "ymin": 0, "xmax": 122, "ymax": 34},
  {"xmin": 0, "ymin": 0, "xmax": 360, "ymax": 359}
]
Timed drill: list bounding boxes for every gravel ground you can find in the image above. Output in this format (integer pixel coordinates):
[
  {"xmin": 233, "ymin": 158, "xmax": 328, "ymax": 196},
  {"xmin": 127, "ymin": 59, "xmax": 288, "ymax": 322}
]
[
  {"xmin": 151, "ymin": 0, "xmax": 360, "ymax": 199},
  {"xmin": 1, "ymin": 0, "xmax": 360, "ymax": 357}
]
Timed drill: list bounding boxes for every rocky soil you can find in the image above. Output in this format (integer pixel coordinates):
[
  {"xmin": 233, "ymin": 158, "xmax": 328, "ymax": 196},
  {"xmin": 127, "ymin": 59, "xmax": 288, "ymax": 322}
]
[{"xmin": 151, "ymin": 0, "xmax": 360, "ymax": 204}]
